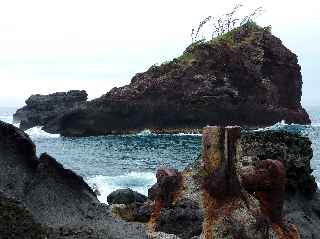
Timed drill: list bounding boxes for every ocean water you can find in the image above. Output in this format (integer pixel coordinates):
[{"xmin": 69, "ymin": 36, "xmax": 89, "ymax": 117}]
[{"xmin": 0, "ymin": 106, "xmax": 319, "ymax": 203}]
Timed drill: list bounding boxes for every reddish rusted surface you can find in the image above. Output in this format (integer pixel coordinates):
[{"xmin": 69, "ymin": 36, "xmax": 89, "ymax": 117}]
[
  {"xmin": 241, "ymin": 159, "xmax": 286, "ymax": 223},
  {"xmin": 202, "ymin": 190, "xmax": 216, "ymax": 239},
  {"xmin": 147, "ymin": 167, "xmax": 183, "ymax": 233},
  {"xmin": 148, "ymin": 199, "xmax": 164, "ymax": 232},
  {"xmin": 272, "ymin": 223, "xmax": 301, "ymax": 239},
  {"xmin": 148, "ymin": 167, "xmax": 182, "ymax": 207},
  {"xmin": 201, "ymin": 127, "xmax": 241, "ymax": 201},
  {"xmin": 201, "ymin": 126, "xmax": 242, "ymax": 238}
]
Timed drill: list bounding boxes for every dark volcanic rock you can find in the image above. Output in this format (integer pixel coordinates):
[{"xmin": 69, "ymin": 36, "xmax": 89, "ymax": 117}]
[
  {"xmin": 0, "ymin": 121, "xmax": 148, "ymax": 239},
  {"xmin": 156, "ymin": 199, "xmax": 203, "ymax": 239},
  {"xmin": 0, "ymin": 191, "xmax": 47, "ymax": 239},
  {"xmin": 107, "ymin": 188, "xmax": 147, "ymax": 205},
  {"xmin": 0, "ymin": 121, "xmax": 38, "ymax": 199},
  {"xmin": 24, "ymin": 153, "xmax": 99, "ymax": 226},
  {"xmin": 45, "ymin": 23, "xmax": 309, "ymax": 136},
  {"xmin": 13, "ymin": 90, "xmax": 87, "ymax": 130}
]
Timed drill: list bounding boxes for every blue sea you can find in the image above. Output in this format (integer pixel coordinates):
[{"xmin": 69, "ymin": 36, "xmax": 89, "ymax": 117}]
[{"xmin": 0, "ymin": 106, "xmax": 319, "ymax": 203}]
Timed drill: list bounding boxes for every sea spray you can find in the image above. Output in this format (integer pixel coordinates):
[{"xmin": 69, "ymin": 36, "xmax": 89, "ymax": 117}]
[
  {"xmin": 25, "ymin": 126, "xmax": 60, "ymax": 139},
  {"xmin": 87, "ymin": 172, "xmax": 156, "ymax": 204}
]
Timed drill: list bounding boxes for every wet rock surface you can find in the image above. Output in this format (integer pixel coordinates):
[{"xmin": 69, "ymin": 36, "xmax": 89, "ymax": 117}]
[
  {"xmin": 0, "ymin": 121, "xmax": 148, "ymax": 239},
  {"xmin": 38, "ymin": 24, "xmax": 309, "ymax": 136},
  {"xmin": 13, "ymin": 90, "xmax": 87, "ymax": 130}
]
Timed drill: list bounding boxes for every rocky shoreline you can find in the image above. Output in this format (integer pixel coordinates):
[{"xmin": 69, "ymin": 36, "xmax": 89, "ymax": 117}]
[
  {"xmin": 0, "ymin": 121, "xmax": 319, "ymax": 238},
  {"xmin": 3, "ymin": 22, "xmax": 317, "ymax": 239},
  {"xmin": 109, "ymin": 127, "xmax": 320, "ymax": 239}
]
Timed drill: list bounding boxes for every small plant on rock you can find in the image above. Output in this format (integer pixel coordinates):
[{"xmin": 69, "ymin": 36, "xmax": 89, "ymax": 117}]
[{"xmin": 190, "ymin": 4, "xmax": 265, "ymax": 43}]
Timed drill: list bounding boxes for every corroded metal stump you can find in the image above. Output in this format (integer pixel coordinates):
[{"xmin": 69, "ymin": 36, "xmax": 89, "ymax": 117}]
[
  {"xmin": 147, "ymin": 167, "xmax": 183, "ymax": 233},
  {"xmin": 146, "ymin": 126, "xmax": 301, "ymax": 239},
  {"xmin": 201, "ymin": 126, "xmax": 300, "ymax": 239},
  {"xmin": 201, "ymin": 126, "xmax": 250, "ymax": 238},
  {"xmin": 202, "ymin": 126, "xmax": 241, "ymax": 200}
]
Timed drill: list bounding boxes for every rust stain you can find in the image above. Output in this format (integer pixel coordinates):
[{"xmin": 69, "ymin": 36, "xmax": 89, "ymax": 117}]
[
  {"xmin": 272, "ymin": 223, "xmax": 301, "ymax": 239},
  {"xmin": 147, "ymin": 167, "xmax": 183, "ymax": 234},
  {"xmin": 202, "ymin": 190, "xmax": 217, "ymax": 239},
  {"xmin": 147, "ymin": 199, "xmax": 163, "ymax": 232},
  {"xmin": 202, "ymin": 127, "xmax": 223, "ymax": 172},
  {"xmin": 201, "ymin": 126, "xmax": 242, "ymax": 238},
  {"xmin": 241, "ymin": 159, "xmax": 286, "ymax": 223}
]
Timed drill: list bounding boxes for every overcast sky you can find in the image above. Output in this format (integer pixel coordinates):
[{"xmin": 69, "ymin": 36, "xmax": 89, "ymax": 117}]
[{"xmin": 0, "ymin": 0, "xmax": 319, "ymax": 107}]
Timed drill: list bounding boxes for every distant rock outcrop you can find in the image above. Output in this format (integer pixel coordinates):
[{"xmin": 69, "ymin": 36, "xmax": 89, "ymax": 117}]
[
  {"xmin": 0, "ymin": 121, "xmax": 148, "ymax": 238},
  {"xmin": 13, "ymin": 90, "xmax": 87, "ymax": 130},
  {"xmin": 41, "ymin": 23, "xmax": 309, "ymax": 136}
]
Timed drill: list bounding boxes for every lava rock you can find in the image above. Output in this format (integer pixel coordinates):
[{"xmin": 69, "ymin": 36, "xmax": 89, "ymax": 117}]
[
  {"xmin": 156, "ymin": 199, "xmax": 203, "ymax": 239},
  {"xmin": 0, "ymin": 191, "xmax": 47, "ymax": 239},
  {"xmin": 13, "ymin": 90, "xmax": 88, "ymax": 130},
  {"xmin": 107, "ymin": 188, "xmax": 147, "ymax": 205},
  {"xmin": 239, "ymin": 130, "xmax": 317, "ymax": 195},
  {"xmin": 43, "ymin": 24, "xmax": 309, "ymax": 136},
  {"xmin": 239, "ymin": 130, "xmax": 320, "ymax": 239}
]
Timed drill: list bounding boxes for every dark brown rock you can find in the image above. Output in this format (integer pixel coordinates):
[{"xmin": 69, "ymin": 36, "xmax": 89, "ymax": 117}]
[
  {"xmin": 240, "ymin": 159, "xmax": 286, "ymax": 223},
  {"xmin": 148, "ymin": 167, "xmax": 182, "ymax": 207},
  {"xmin": 43, "ymin": 23, "xmax": 309, "ymax": 136},
  {"xmin": 156, "ymin": 199, "xmax": 203, "ymax": 239}
]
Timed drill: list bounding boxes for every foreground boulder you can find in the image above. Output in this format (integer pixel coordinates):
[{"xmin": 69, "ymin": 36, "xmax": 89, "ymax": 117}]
[
  {"xmin": 0, "ymin": 191, "xmax": 47, "ymax": 239},
  {"xmin": 107, "ymin": 188, "xmax": 147, "ymax": 205},
  {"xmin": 43, "ymin": 23, "xmax": 309, "ymax": 136},
  {"xmin": 13, "ymin": 90, "xmax": 87, "ymax": 130},
  {"xmin": 0, "ymin": 121, "xmax": 148, "ymax": 239}
]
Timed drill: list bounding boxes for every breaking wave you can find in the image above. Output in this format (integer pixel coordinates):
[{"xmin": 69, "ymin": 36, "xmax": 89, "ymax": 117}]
[
  {"xmin": 87, "ymin": 171, "xmax": 156, "ymax": 204},
  {"xmin": 25, "ymin": 126, "xmax": 60, "ymax": 139}
]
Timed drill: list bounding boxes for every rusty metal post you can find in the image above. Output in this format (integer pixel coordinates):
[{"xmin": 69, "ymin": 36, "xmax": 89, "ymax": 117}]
[
  {"xmin": 201, "ymin": 126, "xmax": 241, "ymax": 238},
  {"xmin": 202, "ymin": 126, "xmax": 241, "ymax": 199}
]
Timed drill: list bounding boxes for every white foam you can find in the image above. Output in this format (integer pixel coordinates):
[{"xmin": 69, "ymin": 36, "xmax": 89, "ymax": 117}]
[
  {"xmin": 25, "ymin": 126, "xmax": 60, "ymax": 139},
  {"xmin": 0, "ymin": 115, "xmax": 13, "ymax": 124},
  {"xmin": 136, "ymin": 129, "xmax": 153, "ymax": 136},
  {"xmin": 174, "ymin": 132, "xmax": 202, "ymax": 136},
  {"xmin": 254, "ymin": 120, "xmax": 287, "ymax": 131},
  {"xmin": 87, "ymin": 171, "xmax": 156, "ymax": 204}
]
